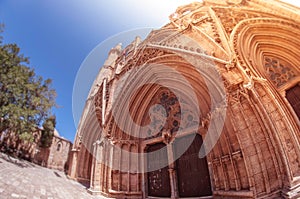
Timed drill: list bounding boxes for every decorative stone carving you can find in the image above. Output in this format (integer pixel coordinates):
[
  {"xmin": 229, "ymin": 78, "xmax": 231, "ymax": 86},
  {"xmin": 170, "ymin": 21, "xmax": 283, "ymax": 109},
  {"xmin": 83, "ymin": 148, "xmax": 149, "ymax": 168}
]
[
  {"xmin": 162, "ymin": 130, "xmax": 172, "ymax": 144},
  {"xmin": 144, "ymin": 89, "xmax": 181, "ymax": 140},
  {"xmin": 264, "ymin": 56, "xmax": 297, "ymax": 88},
  {"xmin": 228, "ymin": 83, "xmax": 250, "ymax": 104}
]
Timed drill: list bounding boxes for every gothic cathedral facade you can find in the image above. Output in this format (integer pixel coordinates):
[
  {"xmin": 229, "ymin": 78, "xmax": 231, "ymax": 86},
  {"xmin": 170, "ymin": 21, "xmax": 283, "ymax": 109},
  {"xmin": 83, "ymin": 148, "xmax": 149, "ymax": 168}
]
[{"xmin": 68, "ymin": 0, "xmax": 300, "ymax": 198}]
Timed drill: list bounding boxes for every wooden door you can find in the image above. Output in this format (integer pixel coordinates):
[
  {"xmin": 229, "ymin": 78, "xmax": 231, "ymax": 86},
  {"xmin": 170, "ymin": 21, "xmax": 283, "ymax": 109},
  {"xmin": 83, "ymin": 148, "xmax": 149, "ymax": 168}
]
[
  {"xmin": 286, "ymin": 84, "xmax": 300, "ymax": 121},
  {"xmin": 147, "ymin": 143, "xmax": 171, "ymax": 197},
  {"xmin": 174, "ymin": 134, "xmax": 212, "ymax": 197}
]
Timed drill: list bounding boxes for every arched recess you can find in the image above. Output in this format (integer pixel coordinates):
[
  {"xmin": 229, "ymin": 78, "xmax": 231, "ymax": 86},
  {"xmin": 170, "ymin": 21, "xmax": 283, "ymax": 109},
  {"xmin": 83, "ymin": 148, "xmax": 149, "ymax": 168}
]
[
  {"xmin": 233, "ymin": 18, "xmax": 300, "ymax": 116},
  {"xmin": 232, "ymin": 18, "xmax": 300, "ymax": 184}
]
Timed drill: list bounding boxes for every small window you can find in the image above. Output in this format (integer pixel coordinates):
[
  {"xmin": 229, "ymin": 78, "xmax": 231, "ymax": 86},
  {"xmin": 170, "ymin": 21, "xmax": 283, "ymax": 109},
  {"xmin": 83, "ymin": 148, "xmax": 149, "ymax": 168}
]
[{"xmin": 57, "ymin": 143, "xmax": 61, "ymax": 151}]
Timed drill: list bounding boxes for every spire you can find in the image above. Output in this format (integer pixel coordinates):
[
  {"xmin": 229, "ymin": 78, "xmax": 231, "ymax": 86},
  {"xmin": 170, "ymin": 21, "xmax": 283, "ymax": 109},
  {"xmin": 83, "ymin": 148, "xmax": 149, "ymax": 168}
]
[
  {"xmin": 114, "ymin": 43, "xmax": 122, "ymax": 52},
  {"xmin": 108, "ymin": 43, "xmax": 122, "ymax": 56}
]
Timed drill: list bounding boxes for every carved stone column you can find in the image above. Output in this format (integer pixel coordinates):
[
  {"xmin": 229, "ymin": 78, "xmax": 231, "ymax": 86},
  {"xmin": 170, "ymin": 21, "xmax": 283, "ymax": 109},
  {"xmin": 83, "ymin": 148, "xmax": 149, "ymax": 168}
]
[
  {"xmin": 89, "ymin": 143, "xmax": 96, "ymax": 189},
  {"xmin": 140, "ymin": 143, "xmax": 147, "ymax": 199},
  {"xmin": 69, "ymin": 149, "xmax": 78, "ymax": 179},
  {"xmin": 167, "ymin": 143, "xmax": 179, "ymax": 199},
  {"xmin": 88, "ymin": 140, "xmax": 103, "ymax": 195}
]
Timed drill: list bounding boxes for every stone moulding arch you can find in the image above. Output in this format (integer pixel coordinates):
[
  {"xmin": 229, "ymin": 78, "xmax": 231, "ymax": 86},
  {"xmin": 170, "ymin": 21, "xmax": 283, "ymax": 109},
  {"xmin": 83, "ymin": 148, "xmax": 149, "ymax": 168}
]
[
  {"xmin": 230, "ymin": 17, "xmax": 300, "ymax": 187},
  {"xmin": 231, "ymin": 18, "xmax": 300, "ymax": 84}
]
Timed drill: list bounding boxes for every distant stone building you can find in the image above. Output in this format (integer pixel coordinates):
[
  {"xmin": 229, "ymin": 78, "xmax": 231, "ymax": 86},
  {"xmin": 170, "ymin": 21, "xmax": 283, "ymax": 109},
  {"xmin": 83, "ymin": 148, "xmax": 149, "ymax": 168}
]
[
  {"xmin": 69, "ymin": 0, "xmax": 300, "ymax": 198},
  {"xmin": 0, "ymin": 128, "xmax": 72, "ymax": 172},
  {"xmin": 34, "ymin": 129, "xmax": 72, "ymax": 172}
]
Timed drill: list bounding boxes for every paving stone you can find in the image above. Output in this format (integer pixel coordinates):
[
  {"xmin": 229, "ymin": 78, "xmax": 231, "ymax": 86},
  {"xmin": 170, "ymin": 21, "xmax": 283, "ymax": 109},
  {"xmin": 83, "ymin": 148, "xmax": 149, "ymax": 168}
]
[
  {"xmin": 10, "ymin": 193, "xmax": 19, "ymax": 198},
  {"xmin": 0, "ymin": 153, "xmax": 106, "ymax": 199}
]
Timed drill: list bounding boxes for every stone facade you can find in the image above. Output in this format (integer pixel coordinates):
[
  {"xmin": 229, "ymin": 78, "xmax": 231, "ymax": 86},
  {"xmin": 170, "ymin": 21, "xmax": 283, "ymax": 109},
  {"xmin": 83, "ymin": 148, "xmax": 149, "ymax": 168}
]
[
  {"xmin": 34, "ymin": 134, "xmax": 72, "ymax": 172},
  {"xmin": 69, "ymin": 0, "xmax": 300, "ymax": 198}
]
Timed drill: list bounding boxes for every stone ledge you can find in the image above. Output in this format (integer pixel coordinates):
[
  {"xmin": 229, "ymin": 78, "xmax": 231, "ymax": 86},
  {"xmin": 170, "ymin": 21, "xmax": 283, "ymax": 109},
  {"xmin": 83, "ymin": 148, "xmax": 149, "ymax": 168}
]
[{"xmin": 213, "ymin": 190, "xmax": 254, "ymax": 198}]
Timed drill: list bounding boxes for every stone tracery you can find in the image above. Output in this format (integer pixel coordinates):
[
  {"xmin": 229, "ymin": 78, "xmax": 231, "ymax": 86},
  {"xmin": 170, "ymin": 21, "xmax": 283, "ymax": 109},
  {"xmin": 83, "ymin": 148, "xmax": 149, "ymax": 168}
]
[{"xmin": 264, "ymin": 56, "xmax": 297, "ymax": 88}]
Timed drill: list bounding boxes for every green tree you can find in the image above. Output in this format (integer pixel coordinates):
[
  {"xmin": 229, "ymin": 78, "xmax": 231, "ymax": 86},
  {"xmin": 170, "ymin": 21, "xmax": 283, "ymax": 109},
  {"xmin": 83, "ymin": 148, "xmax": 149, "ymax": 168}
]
[
  {"xmin": 0, "ymin": 25, "xmax": 57, "ymax": 142},
  {"xmin": 40, "ymin": 115, "xmax": 56, "ymax": 148}
]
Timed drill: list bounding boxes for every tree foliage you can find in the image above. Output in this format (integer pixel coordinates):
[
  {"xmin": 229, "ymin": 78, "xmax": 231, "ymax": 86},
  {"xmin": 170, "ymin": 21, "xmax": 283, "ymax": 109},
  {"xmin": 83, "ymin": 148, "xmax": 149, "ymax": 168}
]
[
  {"xmin": 0, "ymin": 25, "xmax": 57, "ymax": 142},
  {"xmin": 40, "ymin": 115, "xmax": 56, "ymax": 148}
]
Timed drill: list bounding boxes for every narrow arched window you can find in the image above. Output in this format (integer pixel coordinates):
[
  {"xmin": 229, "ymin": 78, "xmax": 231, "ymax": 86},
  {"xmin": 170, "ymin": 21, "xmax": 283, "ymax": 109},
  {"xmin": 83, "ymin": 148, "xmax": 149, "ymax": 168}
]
[{"xmin": 57, "ymin": 143, "xmax": 61, "ymax": 151}]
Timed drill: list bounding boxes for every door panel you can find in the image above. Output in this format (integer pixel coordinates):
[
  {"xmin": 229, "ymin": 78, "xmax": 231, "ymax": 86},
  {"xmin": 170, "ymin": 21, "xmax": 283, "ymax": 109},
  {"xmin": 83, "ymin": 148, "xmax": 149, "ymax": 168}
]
[
  {"xmin": 286, "ymin": 84, "xmax": 300, "ymax": 120},
  {"xmin": 174, "ymin": 134, "xmax": 212, "ymax": 197},
  {"xmin": 147, "ymin": 143, "xmax": 171, "ymax": 197}
]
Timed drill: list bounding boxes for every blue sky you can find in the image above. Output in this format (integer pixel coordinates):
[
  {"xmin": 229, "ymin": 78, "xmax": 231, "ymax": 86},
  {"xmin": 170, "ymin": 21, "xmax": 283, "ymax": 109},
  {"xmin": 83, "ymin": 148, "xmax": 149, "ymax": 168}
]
[
  {"xmin": 0, "ymin": 0, "xmax": 196, "ymax": 141},
  {"xmin": 0, "ymin": 0, "xmax": 299, "ymax": 142}
]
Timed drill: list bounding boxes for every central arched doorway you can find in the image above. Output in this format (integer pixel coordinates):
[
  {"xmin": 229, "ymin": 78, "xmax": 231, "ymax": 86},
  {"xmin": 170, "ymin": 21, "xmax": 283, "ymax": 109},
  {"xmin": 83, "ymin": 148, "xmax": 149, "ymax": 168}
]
[{"xmin": 174, "ymin": 134, "xmax": 212, "ymax": 197}]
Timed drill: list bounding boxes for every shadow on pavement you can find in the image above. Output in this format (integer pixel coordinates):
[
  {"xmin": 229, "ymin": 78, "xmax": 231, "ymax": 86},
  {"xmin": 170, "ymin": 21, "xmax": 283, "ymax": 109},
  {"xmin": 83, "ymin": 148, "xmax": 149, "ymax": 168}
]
[
  {"xmin": 54, "ymin": 171, "xmax": 62, "ymax": 178},
  {"xmin": 0, "ymin": 153, "xmax": 36, "ymax": 168}
]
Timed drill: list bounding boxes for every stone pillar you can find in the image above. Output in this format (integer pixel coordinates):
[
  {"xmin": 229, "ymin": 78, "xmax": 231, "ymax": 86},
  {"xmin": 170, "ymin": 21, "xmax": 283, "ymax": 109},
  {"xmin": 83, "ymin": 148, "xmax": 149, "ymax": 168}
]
[
  {"xmin": 167, "ymin": 143, "xmax": 179, "ymax": 199},
  {"xmin": 102, "ymin": 141, "xmax": 109, "ymax": 193},
  {"xmin": 89, "ymin": 142, "xmax": 97, "ymax": 189},
  {"xmin": 88, "ymin": 140, "xmax": 103, "ymax": 195},
  {"xmin": 107, "ymin": 142, "xmax": 114, "ymax": 191},
  {"xmin": 141, "ymin": 143, "xmax": 147, "ymax": 198},
  {"xmin": 69, "ymin": 149, "xmax": 78, "ymax": 179}
]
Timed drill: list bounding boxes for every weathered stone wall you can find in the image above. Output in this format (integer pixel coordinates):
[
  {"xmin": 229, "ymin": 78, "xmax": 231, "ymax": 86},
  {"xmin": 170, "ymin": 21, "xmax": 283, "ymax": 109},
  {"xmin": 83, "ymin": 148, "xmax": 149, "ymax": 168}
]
[
  {"xmin": 46, "ymin": 136, "xmax": 72, "ymax": 172},
  {"xmin": 0, "ymin": 130, "xmax": 41, "ymax": 161}
]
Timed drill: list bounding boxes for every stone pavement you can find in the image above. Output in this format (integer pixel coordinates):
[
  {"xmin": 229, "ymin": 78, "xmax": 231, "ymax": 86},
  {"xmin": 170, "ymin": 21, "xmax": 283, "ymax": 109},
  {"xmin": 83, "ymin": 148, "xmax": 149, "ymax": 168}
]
[{"xmin": 0, "ymin": 153, "xmax": 105, "ymax": 199}]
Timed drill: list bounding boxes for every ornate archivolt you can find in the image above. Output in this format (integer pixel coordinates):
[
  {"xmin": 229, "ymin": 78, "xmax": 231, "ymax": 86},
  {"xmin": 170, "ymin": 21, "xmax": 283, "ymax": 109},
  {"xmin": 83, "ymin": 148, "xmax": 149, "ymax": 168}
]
[
  {"xmin": 108, "ymin": 58, "xmax": 213, "ymax": 141},
  {"xmin": 231, "ymin": 18, "xmax": 300, "ymax": 88},
  {"xmin": 95, "ymin": 43, "xmax": 227, "ymax": 132}
]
